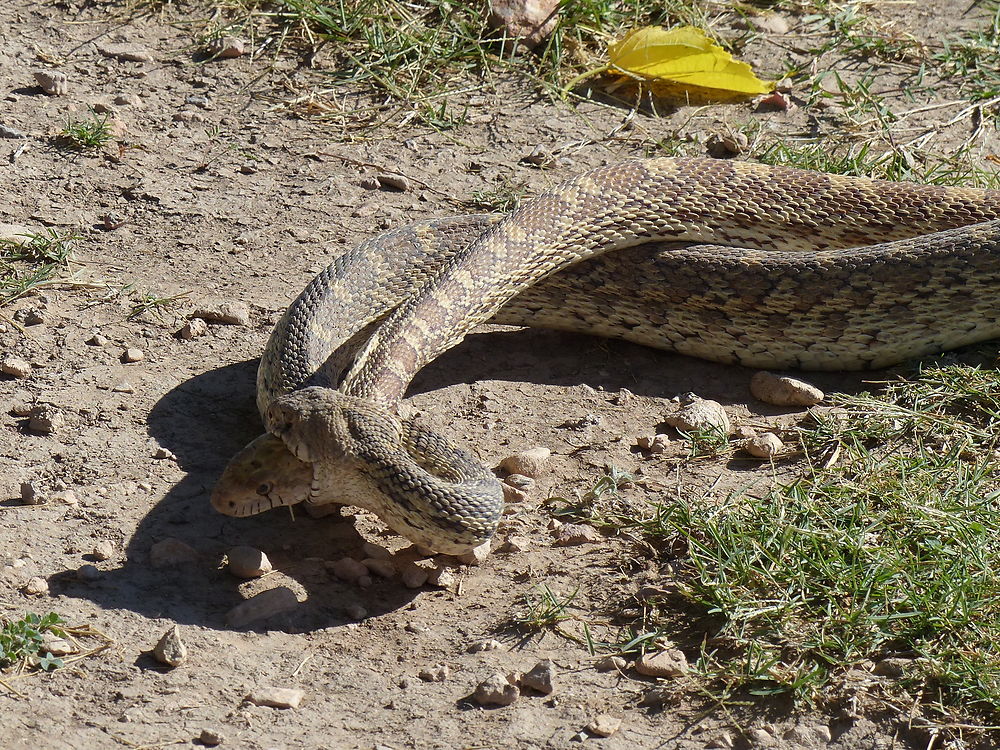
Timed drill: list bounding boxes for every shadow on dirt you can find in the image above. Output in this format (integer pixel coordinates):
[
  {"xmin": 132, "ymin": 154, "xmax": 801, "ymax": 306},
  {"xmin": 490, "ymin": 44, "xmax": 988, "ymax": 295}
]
[{"xmin": 60, "ymin": 325, "xmax": 887, "ymax": 629}]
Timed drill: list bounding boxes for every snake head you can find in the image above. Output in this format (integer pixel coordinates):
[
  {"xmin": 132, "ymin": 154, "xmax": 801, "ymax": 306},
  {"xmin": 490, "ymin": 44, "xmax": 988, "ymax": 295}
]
[{"xmin": 211, "ymin": 432, "xmax": 313, "ymax": 517}]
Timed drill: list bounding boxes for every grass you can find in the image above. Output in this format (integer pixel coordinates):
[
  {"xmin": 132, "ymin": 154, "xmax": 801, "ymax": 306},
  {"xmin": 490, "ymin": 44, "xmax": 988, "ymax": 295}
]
[
  {"xmin": 0, "ymin": 230, "xmax": 78, "ymax": 306},
  {"xmin": 597, "ymin": 363, "xmax": 1000, "ymax": 730},
  {"xmin": 58, "ymin": 110, "xmax": 114, "ymax": 150}
]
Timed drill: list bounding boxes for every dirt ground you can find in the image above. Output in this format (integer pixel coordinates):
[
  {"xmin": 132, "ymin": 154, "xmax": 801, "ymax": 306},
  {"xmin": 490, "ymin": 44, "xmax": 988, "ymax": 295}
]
[{"xmin": 1, "ymin": 2, "xmax": 998, "ymax": 749}]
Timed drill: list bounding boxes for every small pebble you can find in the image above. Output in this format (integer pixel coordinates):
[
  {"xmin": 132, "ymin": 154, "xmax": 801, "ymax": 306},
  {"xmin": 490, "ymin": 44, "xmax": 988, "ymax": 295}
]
[
  {"xmin": 92, "ymin": 540, "xmax": 115, "ymax": 561},
  {"xmin": 121, "ymin": 348, "xmax": 144, "ymax": 363},
  {"xmin": 149, "ymin": 538, "xmax": 198, "ymax": 567},
  {"xmin": 14, "ymin": 307, "xmax": 44, "ymax": 325},
  {"xmin": 245, "ymin": 686, "xmax": 304, "ymax": 709},
  {"xmin": 519, "ymin": 659, "xmax": 555, "ymax": 694},
  {"xmin": 595, "ymin": 655, "xmax": 627, "ymax": 672},
  {"xmin": 400, "ymin": 562, "xmax": 430, "ymax": 589},
  {"xmin": 27, "ymin": 405, "xmax": 64, "ymax": 435},
  {"xmin": 87, "ymin": 333, "xmax": 108, "ymax": 346},
  {"xmin": 20, "ymin": 481, "xmax": 45, "ymax": 505},
  {"xmin": 34, "ymin": 70, "xmax": 68, "ymax": 95},
  {"xmin": 456, "ymin": 540, "xmax": 491, "ymax": 566},
  {"xmin": 153, "ymin": 446, "xmax": 175, "ymax": 460},
  {"xmin": 328, "ymin": 556, "xmax": 368, "ymax": 582},
  {"xmin": 634, "ymin": 647, "xmax": 688, "ymax": 677},
  {"xmin": 54, "ymin": 490, "xmax": 78, "ymax": 506},
  {"xmin": 749, "ymin": 371, "xmax": 824, "ymax": 406},
  {"xmin": 552, "ymin": 523, "xmax": 602, "ymax": 546},
  {"xmin": 225, "ymin": 546, "xmax": 272, "ymax": 578},
  {"xmin": 361, "ymin": 558, "xmax": 396, "ymax": 578},
  {"xmin": 504, "ymin": 474, "xmax": 534, "ymax": 491},
  {"xmin": 501, "ymin": 483, "xmax": 528, "ymax": 504},
  {"xmin": 473, "ymin": 673, "xmax": 519, "ymax": 706},
  {"xmin": 198, "ymin": 728, "xmax": 224, "ymax": 746},
  {"xmin": 637, "ymin": 434, "xmax": 670, "ymax": 454},
  {"xmin": 744, "ymin": 432, "xmax": 783, "ymax": 458},
  {"xmin": 22, "ymin": 576, "xmax": 49, "ymax": 596},
  {"xmin": 664, "ymin": 398, "xmax": 730, "ymax": 434},
  {"xmin": 98, "ymin": 43, "xmax": 155, "ymax": 62},
  {"xmin": 40, "ymin": 633, "xmax": 76, "ymax": 656},
  {"xmin": 498, "ymin": 535, "xmax": 530, "ymax": 554},
  {"xmin": 113, "ymin": 93, "xmax": 142, "ymax": 106},
  {"xmin": 226, "ymin": 587, "xmax": 299, "ymax": 627},
  {"xmin": 748, "ymin": 12, "xmax": 790, "ymax": 34},
  {"xmin": 706, "ymin": 731, "xmax": 736, "ymax": 748},
  {"xmin": 177, "ymin": 317, "xmax": 208, "ymax": 340},
  {"xmin": 77, "ymin": 564, "xmax": 101, "ymax": 582},
  {"xmin": 586, "ymin": 714, "xmax": 622, "ymax": 738},
  {"xmin": 376, "ymin": 173, "xmax": 410, "ymax": 191},
  {"xmin": 362, "ymin": 542, "xmax": 392, "ymax": 559},
  {"xmin": 102, "ymin": 211, "xmax": 127, "ymax": 230},
  {"xmin": 747, "ymin": 728, "xmax": 775, "ymax": 746},
  {"xmin": 0, "ymin": 357, "xmax": 31, "ymax": 378},
  {"xmin": 467, "ymin": 638, "xmax": 502, "ymax": 654},
  {"xmin": 207, "ymin": 36, "xmax": 246, "ymax": 59},
  {"xmin": 173, "ymin": 110, "xmax": 205, "ymax": 123},
  {"xmin": 0, "ymin": 124, "xmax": 26, "ymax": 139},
  {"xmin": 418, "ymin": 664, "xmax": 449, "ymax": 682},
  {"xmin": 153, "ymin": 625, "xmax": 187, "ymax": 667},
  {"xmin": 192, "ymin": 301, "xmax": 251, "ymax": 326},
  {"xmin": 427, "ymin": 565, "xmax": 457, "ymax": 589},
  {"xmin": 499, "ymin": 447, "xmax": 551, "ymax": 478}
]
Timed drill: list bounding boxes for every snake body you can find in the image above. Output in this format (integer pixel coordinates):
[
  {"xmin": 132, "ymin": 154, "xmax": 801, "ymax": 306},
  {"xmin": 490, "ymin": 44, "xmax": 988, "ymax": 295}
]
[{"xmin": 211, "ymin": 157, "xmax": 1000, "ymax": 553}]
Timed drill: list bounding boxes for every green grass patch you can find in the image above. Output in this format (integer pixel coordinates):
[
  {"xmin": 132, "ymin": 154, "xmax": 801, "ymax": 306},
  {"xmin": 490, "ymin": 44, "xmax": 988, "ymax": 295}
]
[
  {"xmin": 1, "ymin": 230, "xmax": 78, "ymax": 306},
  {"xmin": 609, "ymin": 363, "xmax": 1000, "ymax": 726},
  {"xmin": 59, "ymin": 110, "xmax": 114, "ymax": 150}
]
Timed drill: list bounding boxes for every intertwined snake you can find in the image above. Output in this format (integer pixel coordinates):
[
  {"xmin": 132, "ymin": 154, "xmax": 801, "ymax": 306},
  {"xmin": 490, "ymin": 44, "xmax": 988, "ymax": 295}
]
[{"xmin": 211, "ymin": 157, "xmax": 1000, "ymax": 553}]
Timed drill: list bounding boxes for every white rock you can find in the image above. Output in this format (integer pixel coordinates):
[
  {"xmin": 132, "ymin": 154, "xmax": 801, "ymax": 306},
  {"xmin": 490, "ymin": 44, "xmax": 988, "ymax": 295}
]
[
  {"xmin": 245, "ymin": 686, "xmax": 304, "ymax": 709},
  {"xmin": 467, "ymin": 638, "xmax": 502, "ymax": 653},
  {"xmin": 749, "ymin": 13, "xmax": 790, "ymax": 34},
  {"xmin": 744, "ymin": 432, "xmax": 784, "ymax": 458},
  {"xmin": 634, "ymin": 647, "xmax": 688, "ymax": 677},
  {"xmin": 207, "ymin": 36, "xmax": 246, "ymax": 59},
  {"xmin": 499, "ymin": 447, "xmax": 551, "ymax": 478},
  {"xmin": 428, "ymin": 565, "xmax": 457, "ymax": 589},
  {"xmin": 226, "ymin": 546, "xmax": 272, "ymax": 578},
  {"xmin": 501, "ymin": 483, "xmax": 528, "ymax": 504},
  {"xmin": 153, "ymin": 625, "xmax": 187, "ymax": 667},
  {"xmin": 92, "ymin": 540, "xmax": 115, "ymax": 561},
  {"xmin": 34, "ymin": 70, "xmax": 68, "ymax": 95},
  {"xmin": 473, "ymin": 672, "xmax": 519, "ymax": 706},
  {"xmin": 22, "ymin": 576, "xmax": 49, "ymax": 596},
  {"xmin": 192, "ymin": 301, "xmax": 251, "ymax": 326},
  {"xmin": 177, "ymin": 317, "xmax": 208, "ymax": 339},
  {"xmin": 750, "ymin": 371, "xmax": 824, "ymax": 406},
  {"xmin": 595, "ymin": 655, "xmax": 627, "ymax": 672},
  {"xmin": 587, "ymin": 714, "xmax": 622, "ymax": 737},
  {"xmin": 226, "ymin": 587, "xmax": 299, "ymax": 627},
  {"xmin": 121, "ymin": 348, "xmax": 144, "ymax": 363},
  {"xmin": 637, "ymin": 434, "xmax": 670, "ymax": 454},
  {"xmin": 456, "ymin": 540, "xmax": 491, "ymax": 565},
  {"xmin": 664, "ymin": 398, "xmax": 730, "ymax": 434},
  {"xmin": 1, "ymin": 357, "xmax": 31, "ymax": 378},
  {"xmin": 40, "ymin": 633, "xmax": 77, "ymax": 656},
  {"xmin": 498, "ymin": 535, "xmax": 530, "ymax": 553}
]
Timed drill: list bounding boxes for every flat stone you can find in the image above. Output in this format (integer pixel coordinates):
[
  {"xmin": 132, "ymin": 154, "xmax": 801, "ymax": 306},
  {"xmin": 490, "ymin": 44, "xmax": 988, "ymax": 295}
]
[
  {"xmin": 226, "ymin": 587, "xmax": 299, "ymax": 627},
  {"xmin": 499, "ymin": 447, "xmax": 551, "ymax": 478},
  {"xmin": 34, "ymin": 70, "xmax": 68, "ymax": 95},
  {"xmin": 586, "ymin": 714, "xmax": 622, "ymax": 737},
  {"xmin": 121, "ymin": 348, "xmax": 144, "ymax": 363},
  {"xmin": 750, "ymin": 371, "xmax": 824, "ymax": 407},
  {"xmin": 0, "ymin": 357, "xmax": 31, "ymax": 378},
  {"xmin": 519, "ymin": 659, "xmax": 555, "ymax": 694},
  {"xmin": 634, "ymin": 647, "xmax": 688, "ymax": 677},
  {"xmin": 149, "ymin": 538, "xmax": 198, "ymax": 567},
  {"xmin": 207, "ymin": 36, "xmax": 246, "ymax": 59},
  {"xmin": 455, "ymin": 540, "xmax": 491, "ymax": 566},
  {"xmin": 27, "ymin": 405, "xmax": 64, "ymax": 435},
  {"xmin": 98, "ymin": 43, "xmax": 155, "ymax": 62},
  {"xmin": 245, "ymin": 686, "xmax": 303, "ymax": 709},
  {"xmin": 744, "ymin": 432, "xmax": 783, "ymax": 459},
  {"xmin": 552, "ymin": 523, "xmax": 602, "ymax": 546},
  {"xmin": 192, "ymin": 301, "xmax": 251, "ymax": 326},
  {"xmin": 664, "ymin": 398, "xmax": 730, "ymax": 434}
]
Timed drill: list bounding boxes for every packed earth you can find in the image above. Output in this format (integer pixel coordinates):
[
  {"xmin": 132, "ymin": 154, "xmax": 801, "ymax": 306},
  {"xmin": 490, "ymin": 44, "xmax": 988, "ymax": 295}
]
[{"xmin": 2, "ymin": 1, "xmax": 1000, "ymax": 749}]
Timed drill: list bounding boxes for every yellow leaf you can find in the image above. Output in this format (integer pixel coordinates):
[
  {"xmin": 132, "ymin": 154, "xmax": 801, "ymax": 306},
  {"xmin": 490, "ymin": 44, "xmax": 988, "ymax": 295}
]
[{"xmin": 608, "ymin": 26, "xmax": 774, "ymax": 97}]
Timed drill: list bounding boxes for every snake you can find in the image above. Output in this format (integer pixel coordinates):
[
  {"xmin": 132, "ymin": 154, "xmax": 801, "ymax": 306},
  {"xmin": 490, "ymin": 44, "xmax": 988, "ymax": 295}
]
[{"xmin": 210, "ymin": 157, "xmax": 1000, "ymax": 554}]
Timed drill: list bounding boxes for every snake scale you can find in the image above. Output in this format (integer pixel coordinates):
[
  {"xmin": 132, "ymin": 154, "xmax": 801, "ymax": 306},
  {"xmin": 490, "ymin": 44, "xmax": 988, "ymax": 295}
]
[{"xmin": 211, "ymin": 157, "xmax": 1000, "ymax": 553}]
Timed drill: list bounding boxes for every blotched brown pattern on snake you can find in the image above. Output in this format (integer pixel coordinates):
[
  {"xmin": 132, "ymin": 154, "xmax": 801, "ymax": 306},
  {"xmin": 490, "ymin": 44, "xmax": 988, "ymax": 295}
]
[{"xmin": 212, "ymin": 157, "xmax": 1000, "ymax": 554}]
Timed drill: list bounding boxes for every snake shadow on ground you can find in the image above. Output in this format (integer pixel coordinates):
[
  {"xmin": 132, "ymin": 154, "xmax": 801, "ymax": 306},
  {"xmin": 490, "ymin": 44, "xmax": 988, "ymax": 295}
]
[{"xmin": 59, "ymin": 324, "xmax": 906, "ymax": 629}]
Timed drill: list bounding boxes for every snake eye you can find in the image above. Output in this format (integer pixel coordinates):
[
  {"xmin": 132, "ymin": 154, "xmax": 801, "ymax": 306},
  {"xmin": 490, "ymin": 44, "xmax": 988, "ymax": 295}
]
[{"xmin": 256, "ymin": 482, "xmax": 272, "ymax": 496}]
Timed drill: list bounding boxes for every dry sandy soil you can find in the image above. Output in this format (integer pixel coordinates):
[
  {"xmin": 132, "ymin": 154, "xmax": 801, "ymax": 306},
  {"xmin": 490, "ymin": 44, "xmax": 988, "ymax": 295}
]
[{"xmin": 1, "ymin": 2, "xmax": 998, "ymax": 749}]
